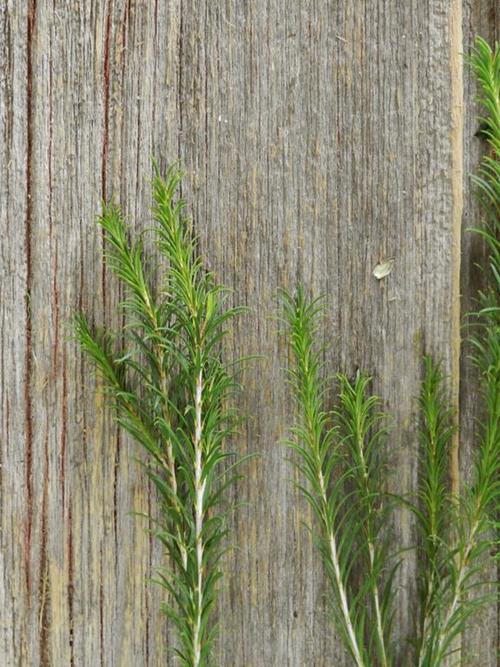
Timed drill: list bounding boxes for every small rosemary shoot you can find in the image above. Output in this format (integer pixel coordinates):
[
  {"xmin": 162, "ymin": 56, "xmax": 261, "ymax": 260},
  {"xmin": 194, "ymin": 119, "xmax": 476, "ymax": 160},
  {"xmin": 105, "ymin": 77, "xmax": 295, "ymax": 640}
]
[
  {"xmin": 74, "ymin": 164, "xmax": 246, "ymax": 666},
  {"xmin": 414, "ymin": 352, "xmax": 498, "ymax": 665},
  {"xmin": 414, "ymin": 357, "xmax": 456, "ymax": 666},
  {"xmin": 281, "ymin": 287, "xmax": 394, "ymax": 667}
]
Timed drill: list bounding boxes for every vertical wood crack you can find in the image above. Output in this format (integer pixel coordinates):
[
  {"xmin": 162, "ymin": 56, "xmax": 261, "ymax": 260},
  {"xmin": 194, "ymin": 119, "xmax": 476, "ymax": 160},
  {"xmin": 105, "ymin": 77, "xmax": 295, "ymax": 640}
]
[{"xmin": 24, "ymin": 0, "xmax": 36, "ymax": 600}]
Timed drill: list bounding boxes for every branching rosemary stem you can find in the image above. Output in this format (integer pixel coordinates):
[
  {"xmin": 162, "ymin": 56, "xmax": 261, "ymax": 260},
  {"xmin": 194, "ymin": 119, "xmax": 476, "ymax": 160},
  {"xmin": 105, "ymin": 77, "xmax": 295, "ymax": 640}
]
[
  {"xmin": 75, "ymin": 165, "xmax": 246, "ymax": 666},
  {"xmin": 349, "ymin": 410, "xmax": 388, "ymax": 667}
]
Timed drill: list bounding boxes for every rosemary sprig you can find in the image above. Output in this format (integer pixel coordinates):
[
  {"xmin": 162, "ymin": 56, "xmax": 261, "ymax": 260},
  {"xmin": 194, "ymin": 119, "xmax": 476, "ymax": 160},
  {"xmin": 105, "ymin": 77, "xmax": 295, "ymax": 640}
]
[
  {"xmin": 415, "ymin": 354, "xmax": 499, "ymax": 665},
  {"xmin": 281, "ymin": 287, "xmax": 394, "ymax": 667},
  {"xmin": 414, "ymin": 358, "xmax": 456, "ymax": 666},
  {"xmin": 75, "ymin": 164, "xmax": 246, "ymax": 666}
]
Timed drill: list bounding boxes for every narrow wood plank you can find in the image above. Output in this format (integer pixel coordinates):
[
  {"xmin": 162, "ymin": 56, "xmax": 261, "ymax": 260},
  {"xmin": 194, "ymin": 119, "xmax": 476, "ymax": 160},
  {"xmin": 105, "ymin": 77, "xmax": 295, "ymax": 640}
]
[
  {"xmin": 0, "ymin": 2, "xmax": 30, "ymax": 665},
  {"xmin": 0, "ymin": 2, "xmax": 181, "ymax": 665},
  {"xmin": 460, "ymin": 3, "xmax": 499, "ymax": 665}
]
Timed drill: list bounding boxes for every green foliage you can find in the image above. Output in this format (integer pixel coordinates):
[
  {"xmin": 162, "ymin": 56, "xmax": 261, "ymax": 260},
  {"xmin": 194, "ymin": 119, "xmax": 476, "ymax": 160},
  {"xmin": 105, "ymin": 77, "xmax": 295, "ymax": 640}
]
[
  {"xmin": 470, "ymin": 37, "xmax": 500, "ymax": 236},
  {"xmin": 281, "ymin": 297, "xmax": 498, "ymax": 667},
  {"xmin": 414, "ymin": 355, "xmax": 498, "ymax": 665},
  {"xmin": 74, "ymin": 164, "xmax": 246, "ymax": 666},
  {"xmin": 280, "ymin": 287, "xmax": 394, "ymax": 667},
  {"xmin": 468, "ymin": 35, "xmax": 500, "ymax": 454},
  {"xmin": 413, "ymin": 358, "xmax": 455, "ymax": 664}
]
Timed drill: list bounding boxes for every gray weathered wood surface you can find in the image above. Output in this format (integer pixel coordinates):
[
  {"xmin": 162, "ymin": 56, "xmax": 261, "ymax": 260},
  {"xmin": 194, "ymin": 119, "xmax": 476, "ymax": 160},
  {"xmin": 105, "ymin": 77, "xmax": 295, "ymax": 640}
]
[{"xmin": 0, "ymin": 1, "xmax": 497, "ymax": 665}]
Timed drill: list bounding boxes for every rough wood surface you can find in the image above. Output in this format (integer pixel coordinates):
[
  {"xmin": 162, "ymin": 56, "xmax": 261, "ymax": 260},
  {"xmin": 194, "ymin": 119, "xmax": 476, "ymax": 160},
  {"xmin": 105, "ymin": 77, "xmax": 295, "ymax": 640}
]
[{"xmin": 0, "ymin": 1, "xmax": 497, "ymax": 665}]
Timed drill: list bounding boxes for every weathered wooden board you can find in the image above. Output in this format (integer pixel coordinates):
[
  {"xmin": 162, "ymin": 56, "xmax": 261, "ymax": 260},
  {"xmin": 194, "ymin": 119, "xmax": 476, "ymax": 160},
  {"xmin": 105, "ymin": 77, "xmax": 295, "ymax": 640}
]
[{"xmin": 0, "ymin": 1, "xmax": 497, "ymax": 665}]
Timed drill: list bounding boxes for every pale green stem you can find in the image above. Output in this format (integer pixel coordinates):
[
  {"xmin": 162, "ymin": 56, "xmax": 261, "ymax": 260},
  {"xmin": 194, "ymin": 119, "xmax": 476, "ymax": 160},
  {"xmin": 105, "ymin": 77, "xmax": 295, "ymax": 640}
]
[
  {"xmin": 417, "ymin": 404, "xmax": 443, "ymax": 667},
  {"xmin": 431, "ymin": 511, "xmax": 481, "ymax": 664},
  {"xmin": 417, "ymin": 573, "xmax": 438, "ymax": 667},
  {"xmin": 368, "ymin": 540, "xmax": 388, "ymax": 667},
  {"xmin": 193, "ymin": 369, "xmax": 206, "ymax": 667},
  {"xmin": 143, "ymin": 290, "xmax": 188, "ymax": 570},
  {"xmin": 318, "ymin": 470, "xmax": 366, "ymax": 667},
  {"xmin": 356, "ymin": 429, "xmax": 388, "ymax": 667},
  {"xmin": 431, "ymin": 395, "xmax": 498, "ymax": 663}
]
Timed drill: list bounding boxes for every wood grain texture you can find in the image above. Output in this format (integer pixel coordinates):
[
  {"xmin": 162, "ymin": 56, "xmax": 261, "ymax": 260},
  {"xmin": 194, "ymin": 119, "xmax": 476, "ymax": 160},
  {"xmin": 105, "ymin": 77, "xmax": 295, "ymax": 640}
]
[{"xmin": 0, "ymin": 1, "xmax": 497, "ymax": 665}]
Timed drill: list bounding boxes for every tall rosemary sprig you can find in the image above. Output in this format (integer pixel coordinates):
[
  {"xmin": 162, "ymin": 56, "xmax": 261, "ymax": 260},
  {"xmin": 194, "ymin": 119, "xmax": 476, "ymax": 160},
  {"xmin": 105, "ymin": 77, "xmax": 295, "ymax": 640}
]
[
  {"xmin": 75, "ymin": 165, "xmax": 245, "ymax": 666},
  {"xmin": 469, "ymin": 36, "xmax": 500, "ymax": 571},
  {"xmin": 281, "ymin": 287, "xmax": 393, "ymax": 667}
]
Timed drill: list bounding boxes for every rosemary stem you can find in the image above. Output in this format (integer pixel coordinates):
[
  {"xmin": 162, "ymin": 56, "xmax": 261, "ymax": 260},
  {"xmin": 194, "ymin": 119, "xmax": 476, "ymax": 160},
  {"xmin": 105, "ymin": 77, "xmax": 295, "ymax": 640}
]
[
  {"xmin": 355, "ymin": 428, "xmax": 388, "ymax": 667},
  {"xmin": 319, "ymin": 469, "xmax": 366, "ymax": 667},
  {"xmin": 193, "ymin": 369, "xmax": 205, "ymax": 667}
]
